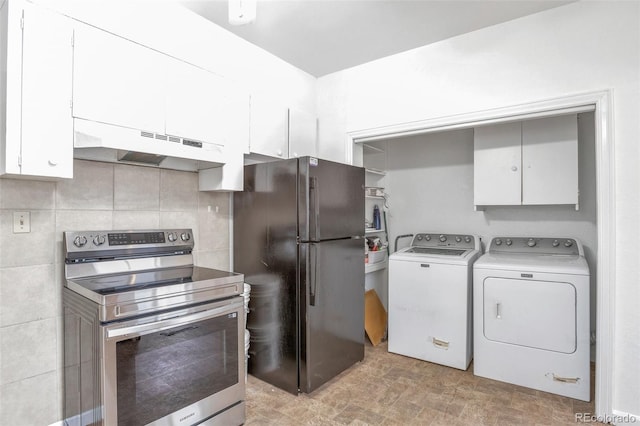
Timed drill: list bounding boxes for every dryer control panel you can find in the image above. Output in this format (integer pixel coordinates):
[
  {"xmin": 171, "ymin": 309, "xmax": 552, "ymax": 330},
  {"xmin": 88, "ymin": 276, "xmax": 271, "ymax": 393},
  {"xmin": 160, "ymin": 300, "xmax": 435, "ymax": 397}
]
[{"xmin": 489, "ymin": 237, "xmax": 581, "ymax": 256}]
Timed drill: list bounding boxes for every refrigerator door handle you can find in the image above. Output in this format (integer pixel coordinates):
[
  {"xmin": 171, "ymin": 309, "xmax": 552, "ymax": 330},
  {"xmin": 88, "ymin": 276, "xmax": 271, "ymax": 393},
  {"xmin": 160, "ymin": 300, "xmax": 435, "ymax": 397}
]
[
  {"xmin": 309, "ymin": 244, "xmax": 318, "ymax": 306},
  {"xmin": 310, "ymin": 176, "xmax": 320, "ymax": 240}
]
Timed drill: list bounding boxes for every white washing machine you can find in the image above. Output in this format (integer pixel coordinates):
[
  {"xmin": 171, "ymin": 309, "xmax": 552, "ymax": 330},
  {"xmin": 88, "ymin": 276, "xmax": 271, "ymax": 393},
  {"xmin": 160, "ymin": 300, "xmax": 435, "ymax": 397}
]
[
  {"xmin": 388, "ymin": 233, "xmax": 482, "ymax": 370},
  {"xmin": 473, "ymin": 237, "xmax": 590, "ymax": 401}
]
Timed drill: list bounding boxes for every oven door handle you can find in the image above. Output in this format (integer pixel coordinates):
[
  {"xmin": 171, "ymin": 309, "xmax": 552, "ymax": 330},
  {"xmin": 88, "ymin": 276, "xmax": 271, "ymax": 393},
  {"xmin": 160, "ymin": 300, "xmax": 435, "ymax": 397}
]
[{"xmin": 106, "ymin": 303, "xmax": 237, "ymax": 339}]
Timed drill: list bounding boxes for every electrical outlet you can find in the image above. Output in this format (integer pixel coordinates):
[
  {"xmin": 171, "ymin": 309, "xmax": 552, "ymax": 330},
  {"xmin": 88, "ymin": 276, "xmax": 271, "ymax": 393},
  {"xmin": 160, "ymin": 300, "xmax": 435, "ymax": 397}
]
[{"xmin": 13, "ymin": 211, "xmax": 30, "ymax": 233}]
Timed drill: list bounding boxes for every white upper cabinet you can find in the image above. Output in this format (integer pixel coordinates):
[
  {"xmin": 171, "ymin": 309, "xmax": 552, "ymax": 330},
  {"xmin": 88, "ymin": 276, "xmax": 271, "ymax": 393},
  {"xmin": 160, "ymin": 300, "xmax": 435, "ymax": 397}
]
[
  {"xmin": 0, "ymin": 1, "xmax": 73, "ymax": 179},
  {"xmin": 474, "ymin": 114, "xmax": 578, "ymax": 208},
  {"xmin": 288, "ymin": 108, "xmax": 317, "ymax": 158},
  {"xmin": 473, "ymin": 122, "xmax": 522, "ymax": 206},
  {"xmin": 249, "ymin": 95, "xmax": 289, "ymax": 158},
  {"xmin": 72, "ymin": 24, "xmax": 166, "ymax": 134},
  {"xmin": 522, "ymin": 115, "xmax": 578, "ymax": 206}
]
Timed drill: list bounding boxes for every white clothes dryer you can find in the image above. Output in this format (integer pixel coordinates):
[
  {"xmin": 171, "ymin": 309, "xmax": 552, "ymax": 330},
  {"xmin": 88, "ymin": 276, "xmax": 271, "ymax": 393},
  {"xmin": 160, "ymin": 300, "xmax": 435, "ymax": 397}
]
[
  {"xmin": 388, "ymin": 233, "xmax": 482, "ymax": 370},
  {"xmin": 473, "ymin": 237, "xmax": 590, "ymax": 401}
]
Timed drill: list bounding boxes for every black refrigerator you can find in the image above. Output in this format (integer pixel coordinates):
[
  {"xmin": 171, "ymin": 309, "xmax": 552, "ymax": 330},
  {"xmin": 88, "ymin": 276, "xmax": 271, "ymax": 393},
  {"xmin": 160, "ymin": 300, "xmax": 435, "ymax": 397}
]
[{"xmin": 234, "ymin": 156, "xmax": 365, "ymax": 394}]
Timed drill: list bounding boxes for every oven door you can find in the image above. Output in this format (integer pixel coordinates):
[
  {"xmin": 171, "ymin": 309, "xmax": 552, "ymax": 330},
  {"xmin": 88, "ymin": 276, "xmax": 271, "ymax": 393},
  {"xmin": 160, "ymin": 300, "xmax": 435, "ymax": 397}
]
[{"xmin": 102, "ymin": 297, "xmax": 245, "ymax": 426}]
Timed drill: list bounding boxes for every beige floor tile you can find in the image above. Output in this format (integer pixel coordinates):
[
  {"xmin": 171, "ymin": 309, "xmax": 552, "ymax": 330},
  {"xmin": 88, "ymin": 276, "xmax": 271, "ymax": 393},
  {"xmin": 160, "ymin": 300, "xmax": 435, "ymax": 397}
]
[{"xmin": 244, "ymin": 341, "xmax": 600, "ymax": 425}]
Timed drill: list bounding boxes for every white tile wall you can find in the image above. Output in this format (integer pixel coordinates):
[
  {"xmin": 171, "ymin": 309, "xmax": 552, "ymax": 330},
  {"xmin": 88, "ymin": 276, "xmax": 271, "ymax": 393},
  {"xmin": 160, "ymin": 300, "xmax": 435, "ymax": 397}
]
[{"xmin": 0, "ymin": 159, "xmax": 232, "ymax": 425}]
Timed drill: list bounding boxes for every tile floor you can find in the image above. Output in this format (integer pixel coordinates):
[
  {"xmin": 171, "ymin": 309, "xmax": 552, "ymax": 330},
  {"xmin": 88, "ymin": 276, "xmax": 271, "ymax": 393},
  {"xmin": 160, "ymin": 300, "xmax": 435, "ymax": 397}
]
[{"xmin": 245, "ymin": 341, "xmax": 598, "ymax": 425}]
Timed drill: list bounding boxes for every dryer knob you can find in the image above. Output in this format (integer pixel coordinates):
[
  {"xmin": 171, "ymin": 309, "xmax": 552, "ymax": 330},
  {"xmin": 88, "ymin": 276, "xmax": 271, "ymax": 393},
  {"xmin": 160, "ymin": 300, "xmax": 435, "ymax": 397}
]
[
  {"xmin": 527, "ymin": 238, "xmax": 537, "ymax": 247},
  {"xmin": 495, "ymin": 239, "xmax": 502, "ymax": 246},
  {"xmin": 552, "ymin": 240, "xmax": 560, "ymax": 247},
  {"xmin": 455, "ymin": 236, "xmax": 462, "ymax": 243},
  {"xmin": 564, "ymin": 240, "xmax": 574, "ymax": 248},
  {"xmin": 439, "ymin": 235, "xmax": 447, "ymax": 242}
]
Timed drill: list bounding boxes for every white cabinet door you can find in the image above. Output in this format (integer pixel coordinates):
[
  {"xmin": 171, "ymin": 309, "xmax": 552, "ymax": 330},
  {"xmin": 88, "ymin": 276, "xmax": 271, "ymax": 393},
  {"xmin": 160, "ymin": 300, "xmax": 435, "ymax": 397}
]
[
  {"xmin": 249, "ymin": 95, "xmax": 288, "ymax": 158},
  {"xmin": 166, "ymin": 60, "xmax": 226, "ymax": 144},
  {"xmin": 473, "ymin": 122, "xmax": 521, "ymax": 205},
  {"xmin": 17, "ymin": 3, "xmax": 73, "ymax": 178},
  {"xmin": 288, "ymin": 108, "xmax": 316, "ymax": 158},
  {"xmin": 224, "ymin": 88, "xmax": 250, "ymax": 154},
  {"xmin": 72, "ymin": 24, "xmax": 165, "ymax": 134},
  {"xmin": 522, "ymin": 115, "xmax": 578, "ymax": 205}
]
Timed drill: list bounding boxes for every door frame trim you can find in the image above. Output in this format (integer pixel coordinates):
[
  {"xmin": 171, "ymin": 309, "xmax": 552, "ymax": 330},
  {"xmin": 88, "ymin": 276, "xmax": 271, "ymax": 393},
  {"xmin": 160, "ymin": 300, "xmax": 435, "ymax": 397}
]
[{"xmin": 346, "ymin": 90, "xmax": 615, "ymax": 417}]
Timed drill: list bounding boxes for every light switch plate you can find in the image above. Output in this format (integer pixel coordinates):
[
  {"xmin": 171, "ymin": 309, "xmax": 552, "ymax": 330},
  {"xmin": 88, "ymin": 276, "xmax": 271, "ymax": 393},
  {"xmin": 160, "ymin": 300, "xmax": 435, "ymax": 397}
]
[{"xmin": 13, "ymin": 211, "xmax": 30, "ymax": 233}]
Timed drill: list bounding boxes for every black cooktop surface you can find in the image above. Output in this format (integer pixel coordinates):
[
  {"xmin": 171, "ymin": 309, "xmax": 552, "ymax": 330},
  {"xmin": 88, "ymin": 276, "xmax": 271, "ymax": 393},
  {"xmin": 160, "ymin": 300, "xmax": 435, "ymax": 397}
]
[{"xmin": 70, "ymin": 266, "xmax": 238, "ymax": 295}]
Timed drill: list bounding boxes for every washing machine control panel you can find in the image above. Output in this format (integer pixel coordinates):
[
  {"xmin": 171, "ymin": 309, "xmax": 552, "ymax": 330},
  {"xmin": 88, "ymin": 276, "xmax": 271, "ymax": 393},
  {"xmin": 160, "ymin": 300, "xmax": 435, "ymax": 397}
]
[
  {"xmin": 489, "ymin": 237, "xmax": 580, "ymax": 255},
  {"xmin": 411, "ymin": 233, "xmax": 478, "ymax": 250}
]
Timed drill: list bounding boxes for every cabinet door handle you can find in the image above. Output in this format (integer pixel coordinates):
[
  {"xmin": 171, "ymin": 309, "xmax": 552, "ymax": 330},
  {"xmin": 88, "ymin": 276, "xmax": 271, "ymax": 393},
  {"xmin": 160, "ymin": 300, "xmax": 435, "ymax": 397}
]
[{"xmin": 511, "ymin": 166, "xmax": 518, "ymax": 172}]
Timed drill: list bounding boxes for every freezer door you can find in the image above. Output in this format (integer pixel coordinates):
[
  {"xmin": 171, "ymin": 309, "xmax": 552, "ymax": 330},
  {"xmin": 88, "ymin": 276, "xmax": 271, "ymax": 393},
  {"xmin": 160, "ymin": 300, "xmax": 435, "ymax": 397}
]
[
  {"xmin": 299, "ymin": 157, "xmax": 365, "ymax": 241},
  {"xmin": 299, "ymin": 239, "xmax": 365, "ymax": 393}
]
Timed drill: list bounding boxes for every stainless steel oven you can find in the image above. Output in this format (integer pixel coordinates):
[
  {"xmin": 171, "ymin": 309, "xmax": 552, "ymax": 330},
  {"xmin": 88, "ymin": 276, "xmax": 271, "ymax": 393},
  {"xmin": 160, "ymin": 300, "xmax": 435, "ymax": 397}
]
[{"xmin": 62, "ymin": 229, "xmax": 245, "ymax": 426}]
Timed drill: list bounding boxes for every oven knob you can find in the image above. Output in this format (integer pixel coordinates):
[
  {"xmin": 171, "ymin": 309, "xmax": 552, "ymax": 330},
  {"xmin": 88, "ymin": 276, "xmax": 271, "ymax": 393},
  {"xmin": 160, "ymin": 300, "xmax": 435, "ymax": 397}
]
[
  {"xmin": 527, "ymin": 238, "xmax": 537, "ymax": 247},
  {"xmin": 464, "ymin": 236, "xmax": 471, "ymax": 243},
  {"xmin": 425, "ymin": 235, "xmax": 431, "ymax": 241},
  {"xmin": 93, "ymin": 235, "xmax": 106, "ymax": 246},
  {"xmin": 180, "ymin": 232, "xmax": 191, "ymax": 242},
  {"xmin": 506, "ymin": 239, "xmax": 512, "ymax": 246},
  {"xmin": 495, "ymin": 238, "xmax": 502, "ymax": 246},
  {"xmin": 552, "ymin": 240, "xmax": 560, "ymax": 247},
  {"xmin": 455, "ymin": 236, "xmax": 461, "ymax": 243},
  {"xmin": 73, "ymin": 236, "xmax": 87, "ymax": 247},
  {"xmin": 564, "ymin": 240, "xmax": 574, "ymax": 248},
  {"xmin": 167, "ymin": 232, "xmax": 178, "ymax": 242},
  {"xmin": 439, "ymin": 235, "xmax": 447, "ymax": 242}
]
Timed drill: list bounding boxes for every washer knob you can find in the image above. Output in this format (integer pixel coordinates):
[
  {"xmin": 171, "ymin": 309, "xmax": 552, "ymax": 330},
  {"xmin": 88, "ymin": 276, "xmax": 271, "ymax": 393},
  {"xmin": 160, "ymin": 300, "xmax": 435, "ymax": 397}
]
[
  {"xmin": 506, "ymin": 239, "xmax": 512, "ymax": 246},
  {"xmin": 464, "ymin": 236, "xmax": 471, "ymax": 243},
  {"xmin": 439, "ymin": 235, "xmax": 447, "ymax": 242},
  {"xmin": 416, "ymin": 234, "xmax": 423, "ymax": 241},
  {"xmin": 425, "ymin": 235, "xmax": 431, "ymax": 241},
  {"xmin": 495, "ymin": 238, "xmax": 502, "ymax": 246},
  {"xmin": 73, "ymin": 235, "xmax": 87, "ymax": 248},
  {"xmin": 93, "ymin": 235, "xmax": 106, "ymax": 246},
  {"xmin": 527, "ymin": 238, "xmax": 537, "ymax": 247},
  {"xmin": 167, "ymin": 232, "xmax": 178, "ymax": 242},
  {"xmin": 180, "ymin": 232, "xmax": 191, "ymax": 242},
  {"xmin": 564, "ymin": 240, "xmax": 573, "ymax": 248},
  {"xmin": 455, "ymin": 236, "xmax": 462, "ymax": 243},
  {"xmin": 552, "ymin": 239, "xmax": 560, "ymax": 247}
]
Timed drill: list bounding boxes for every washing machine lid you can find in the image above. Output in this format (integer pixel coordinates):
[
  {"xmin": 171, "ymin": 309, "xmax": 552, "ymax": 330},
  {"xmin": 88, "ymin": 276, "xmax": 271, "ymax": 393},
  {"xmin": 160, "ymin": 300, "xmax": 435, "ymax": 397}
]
[
  {"xmin": 473, "ymin": 252, "xmax": 589, "ymax": 276},
  {"xmin": 390, "ymin": 246, "xmax": 481, "ymax": 265}
]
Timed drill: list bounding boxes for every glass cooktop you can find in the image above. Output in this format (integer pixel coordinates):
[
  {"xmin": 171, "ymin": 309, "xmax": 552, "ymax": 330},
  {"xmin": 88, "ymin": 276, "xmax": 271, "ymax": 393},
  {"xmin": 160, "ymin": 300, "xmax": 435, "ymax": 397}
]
[{"xmin": 70, "ymin": 266, "xmax": 238, "ymax": 295}]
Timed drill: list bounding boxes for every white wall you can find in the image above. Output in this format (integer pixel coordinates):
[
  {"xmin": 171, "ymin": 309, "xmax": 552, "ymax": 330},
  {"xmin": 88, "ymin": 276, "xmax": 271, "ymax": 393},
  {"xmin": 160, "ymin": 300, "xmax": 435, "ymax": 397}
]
[{"xmin": 318, "ymin": 1, "xmax": 639, "ymax": 416}]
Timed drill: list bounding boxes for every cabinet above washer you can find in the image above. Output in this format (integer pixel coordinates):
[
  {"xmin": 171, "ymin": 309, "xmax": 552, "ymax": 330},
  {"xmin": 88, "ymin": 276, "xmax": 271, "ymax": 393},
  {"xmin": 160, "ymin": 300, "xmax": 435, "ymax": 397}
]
[{"xmin": 474, "ymin": 114, "xmax": 579, "ymax": 209}]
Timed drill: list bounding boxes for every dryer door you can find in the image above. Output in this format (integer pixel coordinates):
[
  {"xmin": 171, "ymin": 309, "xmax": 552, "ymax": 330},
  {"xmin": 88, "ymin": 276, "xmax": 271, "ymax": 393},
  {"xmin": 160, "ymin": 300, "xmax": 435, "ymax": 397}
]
[{"xmin": 482, "ymin": 277, "xmax": 576, "ymax": 353}]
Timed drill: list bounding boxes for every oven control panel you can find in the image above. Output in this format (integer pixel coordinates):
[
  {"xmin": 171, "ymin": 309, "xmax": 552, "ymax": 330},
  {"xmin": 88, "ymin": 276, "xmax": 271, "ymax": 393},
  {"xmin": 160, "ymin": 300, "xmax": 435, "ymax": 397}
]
[{"xmin": 64, "ymin": 229, "xmax": 194, "ymax": 257}]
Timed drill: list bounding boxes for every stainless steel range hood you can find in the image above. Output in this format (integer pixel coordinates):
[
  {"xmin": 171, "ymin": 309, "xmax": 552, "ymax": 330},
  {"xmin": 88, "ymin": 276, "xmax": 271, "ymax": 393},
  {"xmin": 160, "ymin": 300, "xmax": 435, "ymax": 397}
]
[{"xmin": 73, "ymin": 118, "xmax": 226, "ymax": 172}]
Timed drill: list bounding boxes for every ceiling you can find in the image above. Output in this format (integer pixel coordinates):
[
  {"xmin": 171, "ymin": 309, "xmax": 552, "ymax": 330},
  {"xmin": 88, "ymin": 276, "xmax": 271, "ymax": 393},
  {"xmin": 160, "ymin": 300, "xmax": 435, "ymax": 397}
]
[{"xmin": 180, "ymin": 0, "xmax": 572, "ymax": 77}]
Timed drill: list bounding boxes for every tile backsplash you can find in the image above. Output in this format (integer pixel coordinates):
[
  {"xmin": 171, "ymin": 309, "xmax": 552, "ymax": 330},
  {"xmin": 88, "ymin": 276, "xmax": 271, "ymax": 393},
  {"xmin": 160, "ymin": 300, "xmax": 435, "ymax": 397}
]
[{"xmin": 0, "ymin": 159, "xmax": 232, "ymax": 426}]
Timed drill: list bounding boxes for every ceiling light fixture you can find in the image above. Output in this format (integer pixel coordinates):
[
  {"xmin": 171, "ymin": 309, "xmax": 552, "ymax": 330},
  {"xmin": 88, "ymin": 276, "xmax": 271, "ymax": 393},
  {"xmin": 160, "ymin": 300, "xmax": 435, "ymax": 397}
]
[{"xmin": 229, "ymin": 0, "xmax": 256, "ymax": 25}]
